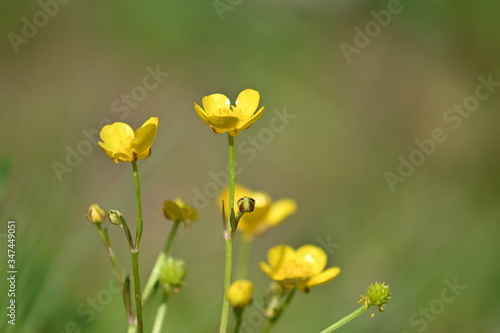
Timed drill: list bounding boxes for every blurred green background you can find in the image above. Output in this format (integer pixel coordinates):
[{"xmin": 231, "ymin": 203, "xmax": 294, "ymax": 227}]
[{"xmin": 1, "ymin": 0, "xmax": 500, "ymax": 332}]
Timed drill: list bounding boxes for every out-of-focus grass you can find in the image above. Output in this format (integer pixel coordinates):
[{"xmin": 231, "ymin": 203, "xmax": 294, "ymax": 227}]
[{"xmin": 1, "ymin": 1, "xmax": 500, "ymax": 332}]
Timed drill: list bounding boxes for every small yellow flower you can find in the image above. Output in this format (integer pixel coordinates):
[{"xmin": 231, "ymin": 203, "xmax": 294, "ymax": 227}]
[
  {"xmin": 98, "ymin": 117, "xmax": 159, "ymax": 163},
  {"xmin": 194, "ymin": 89, "xmax": 265, "ymax": 136},
  {"xmin": 163, "ymin": 199, "xmax": 199, "ymax": 225},
  {"xmin": 218, "ymin": 184, "xmax": 297, "ymax": 237},
  {"xmin": 259, "ymin": 245, "xmax": 341, "ymax": 293},
  {"xmin": 226, "ymin": 280, "xmax": 254, "ymax": 307}
]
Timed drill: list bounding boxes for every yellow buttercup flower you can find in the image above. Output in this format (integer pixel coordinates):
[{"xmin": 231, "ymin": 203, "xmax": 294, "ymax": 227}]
[
  {"xmin": 194, "ymin": 89, "xmax": 265, "ymax": 136},
  {"xmin": 98, "ymin": 117, "xmax": 159, "ymax": 163},
  {"xmin": 163, "ymin": 199, "xmax": 199, "ymax": 226},
  {"xmin": 218, "ymin": 184, "xmax": 297, "ymax": 237},
  {"xmin": 259, "ymin": 245, "xmax": 341, "ymax": 293}
]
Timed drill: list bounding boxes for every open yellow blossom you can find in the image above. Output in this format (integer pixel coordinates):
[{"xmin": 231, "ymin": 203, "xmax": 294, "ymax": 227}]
[
  {"xmin": 194, "ymin": 89, "xmax": 265, "ymax": 136},
  {"xmin": 259, "ymin": 245, "xmax": 341, "ymax": 293},
  {"xmin": 218, "ymin": 184, "xmax": 297, "ymax": 237},
  {"xmin": 98, "ymin": 117, "xmax": 158, "ymax": 163}
]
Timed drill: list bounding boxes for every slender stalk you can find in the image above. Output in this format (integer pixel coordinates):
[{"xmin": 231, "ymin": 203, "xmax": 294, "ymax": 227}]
[
  {"xmin": 143, "ymin": 220, "xmax": 181, "ymax": 302},
  {"xmin": 219, "ymin": 133, "xmax": 236, "ymax": 333},
  {"xmin": 152, "ymin": 294, "xmax": 169, "ymax": 333},
  {"xmin": 96, "ymin": 224, "xmax": 134, "ymax": 321},
  {"xmin": 131, "ymin": 161, "xmax": 144, "ymax": 333},
  {"xmin": 233, "ymin": 307, "xmax": 244, "ymax": 333},
  {"xmin": 96, "ymin": 224, "xmax": 123, "ymax": 284},
  {"xmin": 262, "ymin": 288, "xmax": 297, "ymax": 333},
  {"xmin": 131, "ymin": 251, "xmax": 144, "ymax": 333},
  {"xmin": 132, "ymin": 161, "xmax": 143, "ymax": 250},
  {"xmin": 319, "ymin": 306, "xmax": 366, "ymax": 333},
  {"xmin": 236, "ymin": 234, "xmax": 252, "ymax": 280}
]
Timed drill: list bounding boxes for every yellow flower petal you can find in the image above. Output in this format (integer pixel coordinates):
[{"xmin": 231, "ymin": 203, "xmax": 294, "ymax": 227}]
[
  {"xmin": 306, "ymin": 267, "xmax": 341, "ymax": 288},
  {"xmin": 266, "ymin": 199, "xmax": 297, "ymax": 226},
  {"xmin": 236, "ymin": 106, "xmax": 265, "ymax": 134},
  {"xmin": 267, "ymin": 245, "xmax": 295, "ymax": 269},
  {"xmin": 234, "ymin": 89, "xmax": 260, "ymax": 118},
  {"xmin": 259, "ymin": 262, "xmax": 274, "ymax": 278},
  {"xmin": 295, "ymin": 245, "xmax": 327, "ymax": 276},
  {"xmin": 132, "ymin": 117, "xmax": 159, "ymax": 159},
  {"xmin": 202, "ymin": 93, "xmax": 230, "ymax": 116},
  {"xmin": 100, "ymin": 122, "xmax": 134, "ymax": 152},
  {"xmin": 207, "ymin": 115, "xmax": 240, "ymax": 131},
  {"xmin": 194, "ymin": 103, "xmax": 209, "ymax": 124}
]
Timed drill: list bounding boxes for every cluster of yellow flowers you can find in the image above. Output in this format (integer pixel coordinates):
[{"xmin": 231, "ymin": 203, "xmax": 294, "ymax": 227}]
[{"xmin": 88, "ymin": 88, "xmax": 387, "ymax": 333}]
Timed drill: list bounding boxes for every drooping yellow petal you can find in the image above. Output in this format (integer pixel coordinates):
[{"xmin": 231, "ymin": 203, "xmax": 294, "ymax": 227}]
[
  {"xmin": 295, "ymin": 245, "xmax": 327, "ymax": 276},
  {"xmin": 267, "ymin": 245, "xmax": 295, "ymax": 269},
  {"xmin": 194, "ymin": 103, "xmax": 209, "ymax": 124},
  {"xmin": 306, "ymin": 267, "xmax": 341, "ymax": 288},
  {"xmin": 236, "ymin": 106, "xmax": 265, "ymax": 134},
  {"xmin": 202, "ymin": 93, "xmax": 231, "ymax": 116},
  {"xmin": 266, "ymin": 199, "xmax": 297, "ymax": 226},
  {"xmin": 207, "ymin": 115, "xmax": 240, "ymax": 131},
  {"xmin": 234, "ymin": 89, "xmax": 260, "ymax": 117},
  {"xmin": 132, "ymin": 117, "xmax": 158, "ymax": 159}
]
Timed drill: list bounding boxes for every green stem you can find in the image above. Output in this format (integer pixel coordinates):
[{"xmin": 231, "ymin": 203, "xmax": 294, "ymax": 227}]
[
  {"xmin": 318, "ymin": 306, "xmax": 367, "ymax": 333},
  {"xmin": 233, "ymin": 307, "xmax": 244, "ymax": 333},
  {"xmin": 143, "ymin": 220, "xmax": 181, "ymax": 302},
  {"xmin": 236, "ymin": 234, "xmax": 252, "ymax": 280},
  {"xmin": 219, "ymin": 133, "xmax": 236, "ymax": 333},
  {"xmin": 263, "ymin": 288, "xmax": 297, "ymax": 333},
  {"xmin": 96, "ymin": 224, "xmax": 123, "ymax": 284},
  {"xmin": 131, "ymin": 161, "xmax": 144, "ymax": 333},
  {"xmin": 132, "ymin": 161, "xmax": 143, "ymax": 250},
  {"xmin": 152, "ymin": 293, "xmax": 169, "ymax": 333},
  {"xmin": 131, "ymin": 251, "xmax": 144, "ymax": 333},
  {"xmin": 96, "ymin": 224, "xmax": 133, "ymax": 321}
]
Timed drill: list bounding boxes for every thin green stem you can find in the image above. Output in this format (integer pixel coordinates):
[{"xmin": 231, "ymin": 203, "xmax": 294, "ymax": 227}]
[
  {"xmin": 236, "ymin": 234, "xmax": 252, "ymax": 280},
  {"xmin": 262, "ymin": 288, "xmax": 297, "ymax": 333},
  {"xmin": 143, "ymin": 220, "xmax": 181, "ymax": 302},
  {"xmin": 318, "ymin": 306, "xmax": 366, "ymax": 333},
  {"xmin": 131, "ymin": 161, "xmax": 144, "ymax": 333},
  {"xmin": 219, "ymin": 133, "xmax": 236, "ymax": 333},
  {"xmin": 233, "ymin": 307, "xmax": 244, "ymax": 333},
  {"xmin": 132, "ymin": 161, "xmax": 143, "ymax": 250},
  {"xmin": 152, "ymin": 293, "xmax": 169, "ymax": 333},
  {"xmin": 96, "ymin": 224, "xmax": 123, "ymax": 284},
  {"xmin": 96, "ymin": 224, "xmax": 134, "ymax": 321},
  {"xmin": 131, "ymin": 251, "xmax": 144, "ymax": 333}
]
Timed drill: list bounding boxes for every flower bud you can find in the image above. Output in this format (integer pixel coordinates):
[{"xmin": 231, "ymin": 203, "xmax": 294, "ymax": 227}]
[
  {"xmin": 159, "ymin": 257, "xmax": 187, "ymax": 294},
  {"xmin": 226, "ymin": 280, "xmax": 254, "ymax": 308},
  {"xmin": 87, "ymin": 204, "xmax": 106, "ymax": 224},
  {"xmin": 237, "ymin": 196, "xmax": 255, "ymax": 213},
  {"xmin": 108, "ymin": 210, "xmax": 123, "ymax": 225}
]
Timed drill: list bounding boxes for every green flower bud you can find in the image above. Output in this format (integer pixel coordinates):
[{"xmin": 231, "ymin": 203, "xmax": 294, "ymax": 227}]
[
  {"xmin": 237, "ymin": 196, "xmax": 255, "ymax": 213},
  {"xmin": 108, "ymin": 210, "xmax": 123, "ymax": 225},
  {"xmin": 159, "ymin": 257, "xmax": 187, "ymax": 294},
  {"xmin": 87, "ymin": 204, "xmax": 106, "ymax": 224}
]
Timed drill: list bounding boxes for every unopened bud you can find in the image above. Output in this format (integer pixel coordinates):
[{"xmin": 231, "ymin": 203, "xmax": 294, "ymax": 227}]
[
  {"xmin": 226, "ymin": 280, "xmax": 254, "ymax": 308},
  {"xmin": 108, "ymin": 210, "xmax": 123, "ymax": 225},
  {"xmin": 237, "ymin": 196, "xmax": 255, "ymax": 213},
  {"xmin": 159, "ymin": 257, "xmax": 187, "ymax": 294},
  {"xmin": 87, "ymin": 204, "xmax": 106, "ymax": 224}
]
